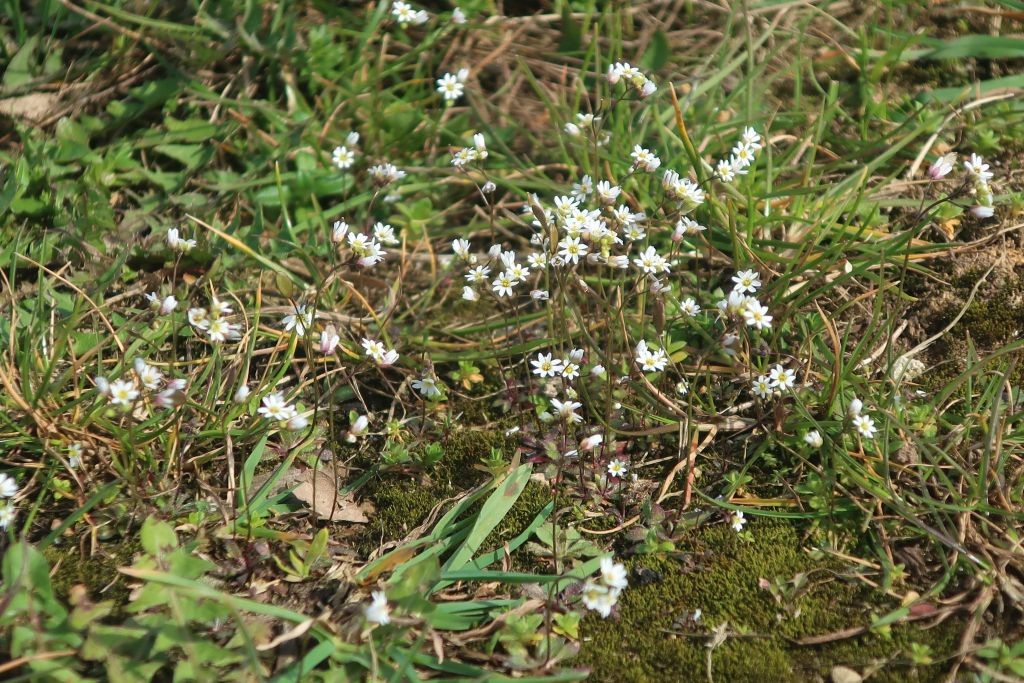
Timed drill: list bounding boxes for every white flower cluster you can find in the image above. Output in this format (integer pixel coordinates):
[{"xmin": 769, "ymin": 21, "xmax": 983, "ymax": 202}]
[
  {"xmin": 332, "ymin": 220, "xmax": 392, "ymax": 268},
  {"xmin": 166, "ymin": 227, "xmax": 196, "ymax": 253},
  {"xmin": 963, "ymin": 153, "xmax": 995, "ymax": 218},
  {"xmin": 607, "ymin": 62, "xmax": 657, "ymax": 99},
  {"xmin": 750, "ymin": 363, "xmax": 796, "ymax": 399},
  {"xmin": 927, "ymin": 151, "xmax": 997, "ymax": 219},
  {"xmin": 95, "ymin": 359, "xmax": 187, "ymax": 411},
  {"xmin": 716, "ymin": 268, "xmax": 772, "ymax": 331},
  {"xmin": 451, "ymin": 132, "xmax": 488, "ymax": 168},
  {"xmin": 713, "ymin": 127, "xmax": 762, "ymax": 183},
  {"xmin": 581, "ymin": 557, "xmax": 629, "ymax": 618},
  {"xmin": 361, "ymin": 338, "xmax": 399, "ymax": 366},
  {"xmin": 189, "ymin": 296, "xmax": 242, "ymax": 343},
  {"xmin": 634, "ymin": 340, "xmax": 668, "ymax": 374}
]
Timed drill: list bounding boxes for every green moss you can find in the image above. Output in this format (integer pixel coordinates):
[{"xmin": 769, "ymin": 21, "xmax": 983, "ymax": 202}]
[
  {"xmin": 44, "ymin": 539, "xmax": 140, "ymax": 615},
  {"xmin": 577, "ymin": 520, "xmax": 961, "ymax": 682}
]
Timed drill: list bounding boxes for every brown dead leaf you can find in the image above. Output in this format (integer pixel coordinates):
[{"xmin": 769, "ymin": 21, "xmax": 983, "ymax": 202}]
[
  {"xmin": 253, "ymin": 467, "xmax": 371, "ymax": 523},
  {"xmin": 0, "ymin": 92, "xmax": 61, "ymax": 123}
]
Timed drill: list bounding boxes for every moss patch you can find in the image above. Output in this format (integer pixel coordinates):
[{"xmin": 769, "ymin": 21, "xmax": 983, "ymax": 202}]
[
  {"xmin": 577, "ymin": 520, "xmax": 961, "ymax": 682},
  {"xmin": 44, "ymin": 539, "xmax": 140, "ymax": 616}
]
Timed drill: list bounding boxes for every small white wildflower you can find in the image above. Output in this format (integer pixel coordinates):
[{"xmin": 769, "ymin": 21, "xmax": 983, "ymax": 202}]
[
  {"xmin": 768, "ymin": 364, "xmax": 796, "ymax": 392},
  {"xmin": 680, "ymin": 298, "xmax": 701, "ymax": 317},
  {"xmin": 0, "ymin": 473, "xmax": 19, "ymax": 499},
  {"xmin": 258, "ymin": 392, "xmax": 293, "ymax": 421},
  {"xmin": 108, "ymin": 378, "xmax": 139, "ymax": 407},
  {"xmin": 730, "ymin": 510, "xmax": 746, "ymax": 532},
  {"xmin": 804, "ymin": 430, "xmax": 823, "ymax": 448},
  {"xmin": 281, "ymin": 305, "xmax": 314, "ymax": 336},
  {"xmin": 332, "ymin": 146, "xmax": 356, "ymax": 170},
  {"xmin": 436, "ymin": 73, "xmax": 465, "ymax": 102},
  {"xmin": 531, "ymin": 352, "xmax": 563, "ymax": 378},
  {"xmin": 732, "ymin": 269, "xmax": 761, "ymax": 294},
  {"xmin": 607, "ymin": 459, "xmax": 628, "ymax": 478},
  {"xmin": 364, "ymin": 591, "xmax": 391, "ymax": 625},
  {"xmin": 751, "ymin": 375, "xmax": 773, "ymax": 400},
  {"xmin": 411, "ymin": 376, "xmax": 444, "ymax": 400},
  {"xmin": 852, "ymin": 414, "xmax": 877, "ymax": 439},
  {"xmin": 927, "ymin": 153, "xmax": 955, "ymax": 180}
]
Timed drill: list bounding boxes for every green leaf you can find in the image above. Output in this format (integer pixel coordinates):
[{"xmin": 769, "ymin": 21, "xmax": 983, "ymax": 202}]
[
  {"xmin": 140, "ymin": 517, "xmax": 178, "ymax": 556},
  {"xmin": 443, "ymin": 464, "xmax": 532, "ymax": 574},
  {"xmin": 3, "ymin": 36, "xmax": 39, "ymax": 88},
  {"xmin": 558, "ymin": 6, "xmax": 582, "ymax": 54},
  {"xmin": 641, "ymin": 30, "xmax": 670, "ymax": 71}
]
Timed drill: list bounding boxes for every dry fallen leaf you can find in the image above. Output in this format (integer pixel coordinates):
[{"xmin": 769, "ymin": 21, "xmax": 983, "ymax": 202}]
[
  {"xmin": 253, "ymin": 467, "xmax": 370, "ymax": 523},
  {"xmin": 831, "ymin": 665, "xmax": 863, "ymax": 683},
  {"xmin": 0, "ymin": 92, "xmax": 61, "ymax": 123}
]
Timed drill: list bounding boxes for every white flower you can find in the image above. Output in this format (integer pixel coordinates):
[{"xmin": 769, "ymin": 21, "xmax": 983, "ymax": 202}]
[
  {"xmin": 848, "ymin": 397, "xmax": 863, "ymax": 417},
  {"xmin": 373, "ymin": 222, "xmax": 398, "ymax": 245},
  {"xmin": 286, "ymin": 413, "xmax": 310, "ymax": 431},
  {"xmin": 607, "ymin": 459, "xmax": 628, "ymax": 478},
  {"xmin": 635, "ymin": 340, "xmax": 668, "ymax": 373},
  {"xmin": 158, "ymin": 295, "xmax": 178, "ymax": 316},
  {"xmin": 591, "ymin": 364, "xmax": 607, "ymax": 378},
  {"xmin": 550, "ymin": 398, "xmax": 583, "ymax": 423},
  {"xmin": 391, "ymin": 1, "xmax": 426, "ymax": 26},
  {"xmin": 465, "ymin": 265, "xmax": 490, "ymax": 283},
  {"xmin": 68, "ymin": 442, "xmax": 83, "ymax": 468},
  {"xmin": 491, "ymin": 272, "xmax": 518, "ymax": 297},
  {"xmin": 571, "ymin": 175, "xmax": 594, "ymax": 199},
  {"xmin": 108, "ymin": 378, "xmax": 139, "ymax": 407},
  {"xmin": 732, "ymin": 269, "xmax": 761, "ymax": 294},
  {"xmin": 595, "ymin": 180, "xmax": 620, "ymax": 204},
  {"xmin": 972, "ymin": 205, "xmax": 995, "ymax": 219},
  {"xmin": 580, "ymin": 434, "xmax": 604, "ymax": 451},
  {"xmin": 927, "ymin": 153, "xmax": 955, "ymax": 180},
  {"xmin": 676, "ymin": 379, "xmax": 689, "ymax": 396},
  {"xmin": 680, "ymin": 298, "xmax": 701, "ymax": 317},
  {"xmin": 0, "ymin": 502, "xmax": 15, "ymax": 530},
  {"xmin": 561, "ymin": 362, "xmax": 581, "ymax": 381},
  {"xmin": 133, "ymin": 358, "xmax": 163, "ymax": 391},
  {"xmin": 347, "ymin": 414, "xmax": 370, "ymax": 443},
  {"xmin": 633, "ymin": 246, "xmax": 669, "ymax": 275},
  {"xmin": 751, "ymin": 375, "xmax": 773, "ymax": 400},
  {"xmin": 412, "ymin": 376, "xmax": 444, "ymax": 400},
  {"xmin": 258, "ymin": 392, "xmax": 293, "ymax": 421},
  {"xmin": 233, "ymin": 385, "xmax": 251, "ymax": 403},
  {"xmin": 740, "ymin": 127, "xmax": 762, "ymax": 150},
  {"xmin": 462, "ymin": 286, "xmax": 479, "ymax": 301},
  {"xmin": 530, "ymin": 289, "xmax": 550, "ymax": 301},
  {"xmin": 452, "ymin": 7, "xmax": 467, "ymax": 24},
  {"xmin": 332, "ymin": 221, "xmax": 350, "ymax": 243},
  {"xmin": 332, "ymin": 145, "xmax": 356, "ymax": 170},
  {"xmin": 581, "ymin": 580, "xmax": 616, "ymax": 618},
  {"xmin": 281, "ymin": 305, "xmax": 314, "ymax": 336},
  {"xmin": 716, "ymin": 158, "xmax": 736, "ymax": 182},
  {"xmin": 557, "ymin": 237, "xmax": 588, "ymax": 265},
  {"xmin": 365, "ymin": 591, "xmax": 391, "ymax": 625},
  {"xmin": 742, "ymin": 300, "xmax": 773, "ymax": 330},
  {"xmin": 206, "ymin": 317, "xmax": 240, "ymax": 343},
  {"xmin": 630, "ymin": 145, "xmax": 661, "ymax": 172},
  {"xmin": 768, "ymin": 364, "xmax": 796, "ymax": 392},
  {"xmin": 730, "ymin": 510, "xmax": 746, "ymax": 532},
  {"xmin": 319, "ymin": 326, "xmax": 340, "ymax": 355},
  {"xmin": 0, "ymin": 473, "xmax": 19, "ymax": 499},
  {"xmin": 804, "ymin": 430, "xmax": 823, "ymax": 448},
  {"xmin": 852, "ymin": 414, "xmax": 877, "ymax": 439},
  {"xmin": 166, "ymin": 228, "xmax": 196, "ymax": 252},
  {"xmin": 436, "ymin": 73, "xmax": 465, "ymax": 102},
  {"xmin": 367, "ymin": 163, "xmax": 406, "ymax": 186},
  {"xmin": 599, "ymin": 557, "xmax": 628, "ymax": 592},
  {"xmin": 963, "ymin": 153, "xmax": 993, "ymax": 182},
  {"xmin": 345, "ymin": 131, "xmax": 360, "ymax": 147},
  {"xmin": 531, "ymin": 352, "xmax": 563, "ymax": 378}
]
